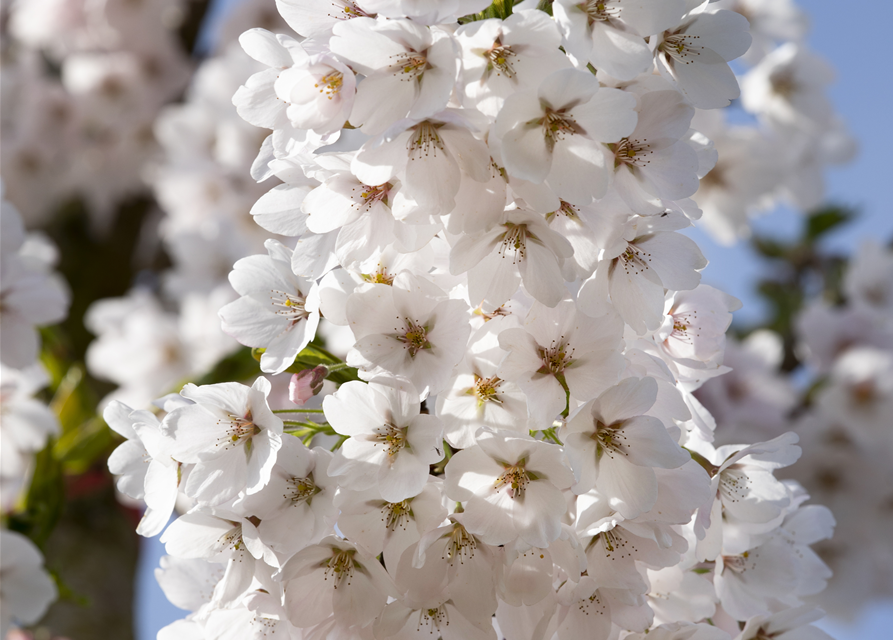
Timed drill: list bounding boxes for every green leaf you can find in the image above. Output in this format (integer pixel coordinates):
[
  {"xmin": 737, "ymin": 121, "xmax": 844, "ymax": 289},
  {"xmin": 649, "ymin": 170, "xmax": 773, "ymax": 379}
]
[
  {"xmin": 458, "ymin": 0, "xmax": 521, "ymax": 23},
  {"xmin": 805, "ymin": 206, "xmax": 854, "ymax": 241},
  {"xmin": 285, "ymin": 344, "xmax": 361, "ymax": 384},
  {"xmin": 41, "ymin": 364, "xmax": 115, "ymax": 474},
  {"xmin": 7, "ymin": 440, "xmax": 66, "ymax": 548},
  {"xmin": 56, "ymin": 416, "xmax": 115, "ymax": 474},
  {"xmin": 756, "ymin": 280, "xmax": 804, "ymax": 330},
  {"xmin": 51, "ymin": 569, "xmax": 91, "ymax": 607},
  {"xmin": 751, "ymin": 236, "xmax": 791, "ymax": 260},
  {"xmin": 51, "ymin": 365, "xmax": 96, "ymax": 434},
  {"xmin": 800, "ymin": 375, "xmax": 829, "ymax": 409}
]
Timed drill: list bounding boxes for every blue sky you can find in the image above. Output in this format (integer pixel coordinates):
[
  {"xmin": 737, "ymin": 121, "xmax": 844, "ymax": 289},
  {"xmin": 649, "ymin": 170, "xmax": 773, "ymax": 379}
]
[{"xmin": 135, "ymin": 0, "xmax": 893, "ymax": 637}]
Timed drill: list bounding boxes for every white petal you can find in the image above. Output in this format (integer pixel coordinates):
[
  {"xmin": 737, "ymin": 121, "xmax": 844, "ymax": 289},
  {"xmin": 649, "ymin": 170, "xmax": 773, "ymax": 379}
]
[
  {"xmin": 661, "ymin": 47, "xmax": 740, "ymax": 109},
  {"xmin": 185, "ymin": 454, "xmax": 247, "ymax": 506},
  {"xmin": 619, "ymin": 415, "xmax": 689, "ymax": 469},
  {"xmin": 548, "ymin": 135, "xmax": 609, "ymax": 203},
  {"xmin": 538, "ymin": 68, "xmax": 599, "ymax": 110},
  {"xmin": 240, "ymin": 29, "xmax": 298, "ymax": 68},
  {"xmin": 597, "ymin": 376, "xmax": 657, "ymax": 423},
  {"xmin": 589, "ymin": 23, "xmax": 653, "ymax": 81},
  {"xmin": 597, "ymin": 455, "xmax": 658, "ymax": 518},
  {"xmin": 638, "ymin": 232, "xmax": 707, "ymax": 291},
  {"xmin": 351, "ymin": 72, "xmax": 418, "ymax": 134},
  {"xmin": 519, "ymin": 240, "xmax": 567, "ymax": 307},
  {"xmin": 513, "ymin": 481, "xmax": 566, "ymax": 547},
  {"xmin": 571, "ymin": 87, "xmax": 637, "ymax": 143}
]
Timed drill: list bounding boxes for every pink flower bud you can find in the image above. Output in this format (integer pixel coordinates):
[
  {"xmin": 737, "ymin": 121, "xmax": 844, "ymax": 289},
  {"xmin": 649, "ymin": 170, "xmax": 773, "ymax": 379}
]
[{"xmin": 289, "ymin": 366, "xmax": 328, "ymax": 405}]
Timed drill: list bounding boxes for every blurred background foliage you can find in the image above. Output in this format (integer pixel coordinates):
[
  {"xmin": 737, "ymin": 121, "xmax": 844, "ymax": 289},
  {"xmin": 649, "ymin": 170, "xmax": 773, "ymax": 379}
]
[{"xmin": 2, "ymin": 3, "xmax": 215, "ymax": 636}]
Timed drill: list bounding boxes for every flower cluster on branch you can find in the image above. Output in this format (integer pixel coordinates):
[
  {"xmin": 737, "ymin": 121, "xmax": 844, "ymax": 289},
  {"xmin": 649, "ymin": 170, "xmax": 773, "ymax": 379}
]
[
  {"xmin": 93, "ymin": 1, "xmax": 851, "ymax": 639},
  {"xmin": 1, "ymin": 0, "xmax": 873, "ymax": 638}
]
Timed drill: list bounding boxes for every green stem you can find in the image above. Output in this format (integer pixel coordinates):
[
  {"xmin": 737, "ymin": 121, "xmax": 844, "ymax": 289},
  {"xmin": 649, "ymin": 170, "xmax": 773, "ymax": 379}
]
[
  {"xmin": 282, "ymin": 420, "xmax": 342, "ymax": 449},
  {"xmin": 555, "ymin": 373, "xmax": 571, "ymax": 418},
  {"xmin": 282, "ymin": 419, "xmax": 327, "ymax": 428},
  {"xmin": 684, "ymin": 448, "xmax": 719, "ymax": 476},
  {"xmin": 431, "ymin": 441, "xmax": 454, "ymax": 475}
]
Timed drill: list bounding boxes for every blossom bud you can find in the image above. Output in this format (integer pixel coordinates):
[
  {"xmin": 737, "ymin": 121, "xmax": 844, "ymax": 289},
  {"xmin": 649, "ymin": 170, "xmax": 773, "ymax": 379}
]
[{"xmin": 289, "ymin": 366, "xmax": 328, "ymax": 405}]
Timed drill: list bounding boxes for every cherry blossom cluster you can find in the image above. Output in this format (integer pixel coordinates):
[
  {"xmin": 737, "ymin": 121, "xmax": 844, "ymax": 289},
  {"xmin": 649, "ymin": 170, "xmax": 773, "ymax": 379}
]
[
  {"xmin": 99, "ymin": 1, "xmax": 843, "ymax": 639},
  {"xmin": 699, "ymin": 241, "xmax": 893, "ymax": 617},
  {"xmin": 82, "ymin": 0, "xmax": 854, "ymax": 413},
  {"xmin": 1, "ymin": 0, "xmax": 191, "ymax": 229},
  {"xmin": 0, "ymin": 187, "xmax": 66, "ymax": 635}
]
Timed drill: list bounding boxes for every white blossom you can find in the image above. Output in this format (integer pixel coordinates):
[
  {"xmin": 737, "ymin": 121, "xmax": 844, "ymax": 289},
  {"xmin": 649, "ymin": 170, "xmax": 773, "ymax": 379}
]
[
  {"xmin": 78, "ymin": 0, "xmax": 856, "ymax": 633},
  {"xmin": 0, "ymin": 191, "xmax": 69, "ymax": 368},
  {"xmin": 330, "ymin": 18, "xmax": 459, "ymax": 135},
  {"xmin": 219, "ymin": 239, "xmax": 321, "ymax": 374},
  {"xmin": 0, "ymin": 530, "xmax": 57, "ymax": 636},
  {"xmin": 325, "ymin": 380, "xmax": 444, "ymax": 501},
  {"xmin": 345, "ymin": 273, "xmax": 471, "ymax": 394},
  {"xmin": 497, "ymin": 300, "xmax": 626, "ymax": 426},
  {"xmin": 444, "ymin": 430, "xmax": 575, "ymax": 547},
  {"xmin": 163, "ymin": 378, "xmax": 283, "ymax": 506},
  {"xmin": 564, "ymin": 377, "xmax": 690, "ymax": 517},
  {"xmin": 653, "ymin": 8, "xmax": 752, "ymax": 109},
  {"xmin": 279, "ymin": 536, "xmax": 397, "ymax": 628},
  {"xmin": 104, "ymin": 400, "xmax": 180, "ymax": 537},
  {"xmin": 494, "ymin": 67, "xmax": 637, "ymax": 204}
]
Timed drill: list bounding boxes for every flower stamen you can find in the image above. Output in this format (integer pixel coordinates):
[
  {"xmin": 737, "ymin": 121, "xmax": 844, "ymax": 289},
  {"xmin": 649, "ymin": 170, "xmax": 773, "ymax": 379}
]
[
  {"xmin": 390, "ymin": 52, "xmax": 429, "ymax": 81},
  {"xmin": 580, "ymin": 0, "xmax": 621, "ymax": 25},
  {"xmin": 373, "ymin": 423, "xmax": 408, "ymax": 457},
  {"xmin": 659, "ymin": 33, "xmax": 703, "ymax": 65},
  {"xmin": 443, "ymin": 523, "xmax": 476, "ymax": 564},
  {"xmin": 538, "ymin": 338, "xmax": 574, "ymax": 375},
  {"xmin": 485, "ymin": 44, "xmax": 517, "ymax": 78},
  {"xmin": 407, "ymin": 122, "xmax": 445, "ymax": 160},
  {"xmin": 361, "ymin": 266, "xmax": 395, "ymax": 285},
  {"xmin": 471, "ymin": 374, "xmax": 504, "ymax": 407},
  {"xmin": 397, "ymin": 319, "xmax": 431, "ymax": 356},
  {"xmin": 494, "ymin": 463, "xmax": 530, "ymax": 499},
  {"xmin": 382, "ymin": 499, "xmax": 412, "ymax": 530},
  {"xmin": 417, "ymin": 605, "xmax": 449, "ymax": 632},
  {"xmin": 539, "ymin": 108, "xmax": 583, "ymax": 150},
  {"xmin": 270, "ymin": 289, "xmax": 309, "ymax": 327},
  {"xmin": 498, "ymin": 222, "xmax": 529, "ymax": 263},
  {"xmin": 285, "ymin": 475, "xmax": 320, "ymax": 505},
  {"xmin": 322, "ymin": 549, "xmax": 356, "ymax": 587},
  {"xmin": 314, "ymin": 71, "xmax": 344, "ymax": 99},
  {"xmin": 616, "ymin": 244, "xmax": 652, "ymax": 277},
  {"xmin": 722, "ymin": 551, "xmax": 752, "ymax": 574},
  {"xmin": 612, "ymin": 137, "xmax": 653, "ymax": 168},
  {"xmin": 591, "ymin": 420, "xmax": 629, "ymax": 460},
  {"xmin": 216, "ymin": 413, "xmax": 259, "ymax": 449}
]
